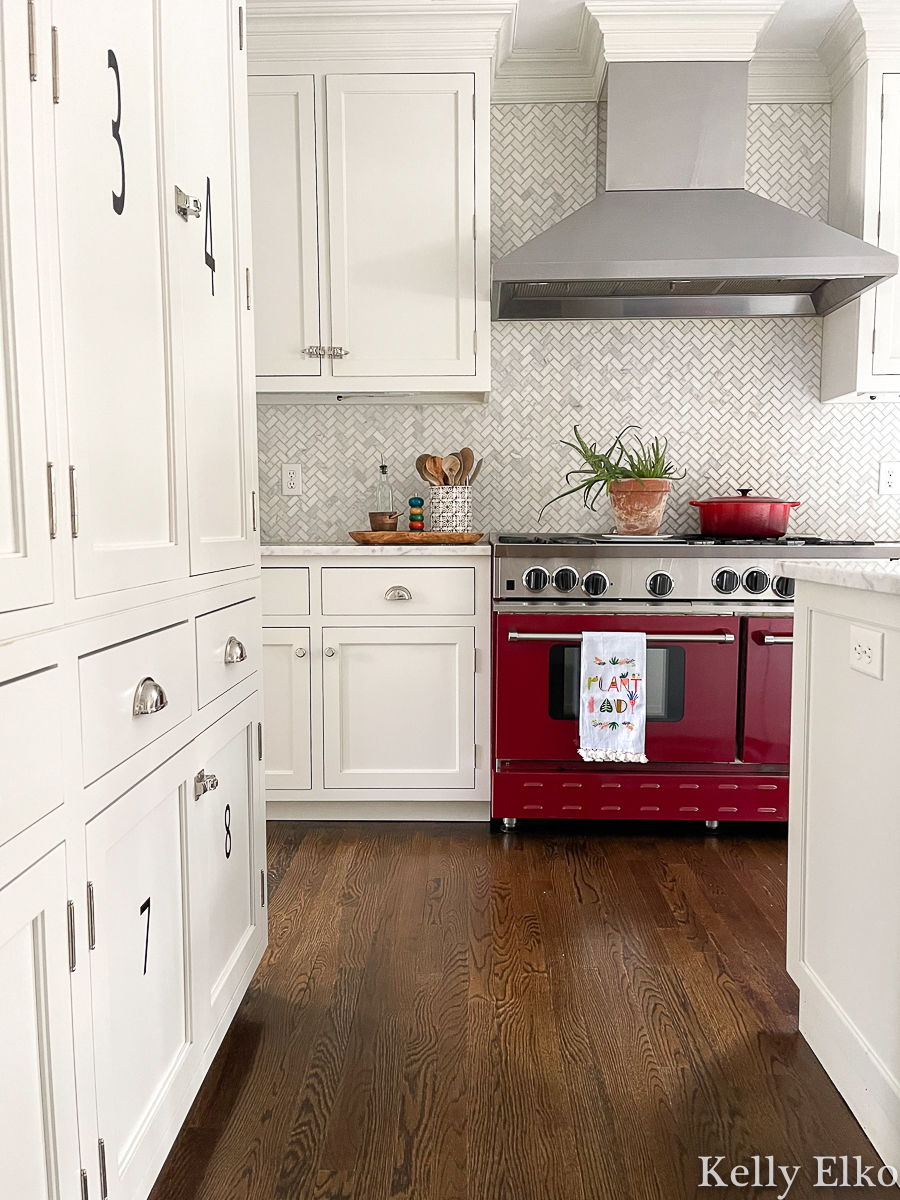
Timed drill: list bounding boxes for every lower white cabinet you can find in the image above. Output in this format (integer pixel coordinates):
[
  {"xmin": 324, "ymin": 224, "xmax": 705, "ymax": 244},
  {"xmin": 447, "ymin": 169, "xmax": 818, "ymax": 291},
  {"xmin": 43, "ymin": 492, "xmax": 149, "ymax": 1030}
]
[
  {"xmin": 262, "ymin": 629, "xmax": 312, "ymax": 790},
  {"xmin": 85, "ymin": 692, "xmax": 264, "ymax": 1200},
  {"xmin": 322, "ymin": 626, "xmax": 475, "ymax": 790},
  {"xmin": 0, "ymin": 844, "xmax": 81, "ymax": 1200}
]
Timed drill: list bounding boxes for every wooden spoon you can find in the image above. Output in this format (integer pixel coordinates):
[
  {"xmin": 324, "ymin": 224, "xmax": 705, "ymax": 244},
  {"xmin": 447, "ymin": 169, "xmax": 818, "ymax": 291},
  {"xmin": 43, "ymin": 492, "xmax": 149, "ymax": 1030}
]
[
  {"xmin": 467, "ymin": 458, "xmax": 483, "ymax": 486},
  {"xmin": 443, "ymin": 454, "xmax": 462, "ymax": 485},
  {"xmin": 427, "ymin": 455, "xmax": 444, "ymax": 486},
  {"xmin": 415, "ymin": 454, "xmax": 433, "ymax": 485},
  {"xmin": 458, "ymin": 447, "xmax": 475, "ymax": 483}
]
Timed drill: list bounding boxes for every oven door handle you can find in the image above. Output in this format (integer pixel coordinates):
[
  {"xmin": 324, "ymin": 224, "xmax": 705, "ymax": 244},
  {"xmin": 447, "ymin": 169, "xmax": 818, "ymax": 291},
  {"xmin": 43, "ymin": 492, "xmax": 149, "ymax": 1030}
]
[
  {"xmin": 762, "ymin": 634, "xmax": 794, "ymax": 645},
  {"xmin": 507, "ymin": 631, "xmax": 735, "ymax": 644}
]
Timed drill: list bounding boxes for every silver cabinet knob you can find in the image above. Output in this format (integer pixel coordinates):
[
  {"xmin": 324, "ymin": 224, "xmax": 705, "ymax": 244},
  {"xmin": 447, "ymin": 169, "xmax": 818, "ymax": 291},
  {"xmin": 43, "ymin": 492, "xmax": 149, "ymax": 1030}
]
[
  {"xmin": 295, "ymin": 646, "xmax": 307, "ymax": 658},
  {"xmin": 133, "ymin": 677, "xmax": 168, "ymax": 717},
  {"xmin": 193, "ymin": 769, "xmax": 219, "ymax": 799},
  {"xmin": 174, "ymin": 186, "xmax": 201, "ymax": 220},
  {"xmin": 224, "ymin": 635, "xmax": 248, "ymax": 665},
  {"xmin": 324, "ymin": 647, "xmax": 335, "ymax": 657},
  {"xmin": 385, "ymin": 585, "xmax": 412, "ymax": 601}
]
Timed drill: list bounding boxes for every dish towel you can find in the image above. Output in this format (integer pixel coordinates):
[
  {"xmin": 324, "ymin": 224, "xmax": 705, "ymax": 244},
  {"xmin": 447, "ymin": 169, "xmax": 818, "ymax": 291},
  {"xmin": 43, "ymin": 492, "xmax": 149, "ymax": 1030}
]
[{"xmin": 578, "ymin": 631, "xmax": 648, "ymax": 763}]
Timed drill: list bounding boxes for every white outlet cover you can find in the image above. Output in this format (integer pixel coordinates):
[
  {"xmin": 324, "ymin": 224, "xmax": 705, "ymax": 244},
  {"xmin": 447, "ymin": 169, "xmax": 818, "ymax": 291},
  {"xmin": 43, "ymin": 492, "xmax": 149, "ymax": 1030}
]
[
  {"xmin": 850, "ymin": 624, "xmax": 884, "ymax": 680},
  {"xmin": 878, "ymin": 461, "xmax": 900, "ymax": 495},
  {"xmin": 281, "ymin": 463, "xmax": 302, "ymax": 497}
]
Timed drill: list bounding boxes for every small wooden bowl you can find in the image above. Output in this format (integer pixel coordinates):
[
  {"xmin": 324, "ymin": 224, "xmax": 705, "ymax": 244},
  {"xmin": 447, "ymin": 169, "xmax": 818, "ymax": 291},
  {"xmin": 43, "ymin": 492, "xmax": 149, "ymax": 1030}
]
[{"xmin": 369, "ymin": 511, "xmax": 400, "ymax": 532}]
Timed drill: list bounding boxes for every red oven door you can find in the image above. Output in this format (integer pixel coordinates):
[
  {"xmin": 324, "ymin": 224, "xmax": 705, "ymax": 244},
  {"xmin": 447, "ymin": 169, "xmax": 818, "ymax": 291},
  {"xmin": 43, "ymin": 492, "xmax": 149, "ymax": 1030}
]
[
  {"xmin": 494, "ymin": 611, "xmax": 741, "ymax": 765},
  {"xmin": 741, "ymin": 617, "xmax": 793, "ymax": 764}
]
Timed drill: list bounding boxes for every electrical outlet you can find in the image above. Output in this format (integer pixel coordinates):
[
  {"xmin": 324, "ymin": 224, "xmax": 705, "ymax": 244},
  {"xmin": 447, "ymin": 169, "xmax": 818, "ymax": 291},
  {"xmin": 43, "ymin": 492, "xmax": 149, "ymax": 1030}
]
[
  {"xmin": 878, "ymin": 461, "xmax": 900, "ymax": 494},
  {"xmin": 850, "ymin": 624, "xmax": 884, "ymax": 679},
  {"xmin": 281, "ymin": 463, "xmax": 302, "ymax": 497}
]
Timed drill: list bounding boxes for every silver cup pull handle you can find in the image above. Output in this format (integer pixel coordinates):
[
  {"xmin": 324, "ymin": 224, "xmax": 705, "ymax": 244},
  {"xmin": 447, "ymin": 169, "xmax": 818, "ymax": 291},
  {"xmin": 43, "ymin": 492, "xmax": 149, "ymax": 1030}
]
[
  {"xmin": 324, "ymin": 647, "xmax": 336, "ymax": 658},
  {"xmin": 224, "ymin": 635, "xmax": 248, "ymax": 664},
  {"xmin": 193, "ymin": 769, "xmax": 219, "ymax": 799},
  {"xmin": 133, "ymin": 677, "xmax": 168, "ymax": 716},
  {"xmin": 385, "ymin": 585, "xmax": 412, "ymax": 601}
]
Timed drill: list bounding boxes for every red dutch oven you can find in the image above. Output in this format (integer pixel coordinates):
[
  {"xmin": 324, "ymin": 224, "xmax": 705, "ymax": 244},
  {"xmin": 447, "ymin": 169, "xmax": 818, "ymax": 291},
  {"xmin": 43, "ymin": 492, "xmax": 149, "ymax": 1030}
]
[{"xmin": 690, "ymin": 488, "xmax": 801, "ymax": 538}]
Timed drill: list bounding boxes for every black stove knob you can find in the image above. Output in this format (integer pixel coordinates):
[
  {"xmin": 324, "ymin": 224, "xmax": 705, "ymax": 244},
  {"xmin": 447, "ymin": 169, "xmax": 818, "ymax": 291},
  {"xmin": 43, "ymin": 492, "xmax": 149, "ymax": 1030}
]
[
  {"xmin": 712, "ymin": 567, "xmax": 741, "ymax": 595},
  {"xmin": 552, "ymin": 566, "xmax": 579, "ymax": 593},
  {"xmin": 772, "ymin": 575, "xmax": 795, "ymax": 599},
  {"xmin": 523, "ymin": 566, "xmax": 550, "ymax": 592},
  {"xmin": 742, "ymin": 567, "xmax": 771, "ymax": 595},
  {"xmin": 647, "ymin": 571, "xmax": 674, "ymax": 598},
  {"xmin": 582, "ymin": 570, "xmax": 610, "ymax": 597}
]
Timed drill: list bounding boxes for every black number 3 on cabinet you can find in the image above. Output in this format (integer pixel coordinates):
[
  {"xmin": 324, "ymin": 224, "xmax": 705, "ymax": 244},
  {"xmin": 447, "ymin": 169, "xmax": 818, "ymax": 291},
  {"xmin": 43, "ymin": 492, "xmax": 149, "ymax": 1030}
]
[
  {"xmin": 204, "ymin": 176, "xmax": 215, "ymax": 294},
  {"xmin": 108, "ymin": 50, "xmax": 125, "ymax": 215}
]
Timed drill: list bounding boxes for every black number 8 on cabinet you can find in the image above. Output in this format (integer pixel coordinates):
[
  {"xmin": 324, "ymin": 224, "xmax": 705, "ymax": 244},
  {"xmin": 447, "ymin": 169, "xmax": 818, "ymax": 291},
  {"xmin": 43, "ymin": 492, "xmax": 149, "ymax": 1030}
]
[{"xmin": 224, "ymin": 803, "xmax": 231, "ymax": 859}]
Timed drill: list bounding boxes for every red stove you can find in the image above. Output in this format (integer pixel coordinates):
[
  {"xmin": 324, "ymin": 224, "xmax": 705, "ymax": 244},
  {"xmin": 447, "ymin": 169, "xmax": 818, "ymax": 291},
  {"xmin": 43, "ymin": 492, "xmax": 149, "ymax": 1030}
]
[{"xmin": 491, "ymin": 532, "xmax": 900, "ymax": 830}]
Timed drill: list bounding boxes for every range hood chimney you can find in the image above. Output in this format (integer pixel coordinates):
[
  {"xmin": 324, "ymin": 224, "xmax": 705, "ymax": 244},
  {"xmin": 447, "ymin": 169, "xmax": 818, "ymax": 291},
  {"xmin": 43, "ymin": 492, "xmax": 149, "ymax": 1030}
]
[{"xmin": 492, "ymin": 57, "xmax": 897, "ymax": 321}]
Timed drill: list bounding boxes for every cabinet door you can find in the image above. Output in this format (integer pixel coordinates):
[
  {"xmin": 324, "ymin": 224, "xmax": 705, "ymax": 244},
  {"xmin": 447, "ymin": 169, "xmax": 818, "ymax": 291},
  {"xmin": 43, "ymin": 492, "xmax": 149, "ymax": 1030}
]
[
  {"xmin": 165, "ymin": 0, "xmax": 255, "ymax": 575},
  {"xmin": 0, "ymin": 845, "xmax": 81, "ymax": 1200},
  {"xmin": 86, "ymin": 760, "xmax": 195, "ymax": 1200},
  {"xmin": 0, "ymin": 0, "xmax": 53, "ymax": 614},
  {"xmin": 249, "ymin": 76, "xmax": 321, "ymax": 380},
  {"xmin": 189, "ymin": 698, "xmax": 265, "ymax": 1039},
  {"xmin": 741, "ymin": 618, "xmax": 793, "ymax": 765},
  {"xmin": 262, "ymin": 628, "xmax": 311, "ymax": 789},
  {"xmin": 325, "ymin": 74, "xmax": 476, "ymax": 378},
  {"xmin": 873, "ymin": 74, "xmax": 900, "ymax": 377},
  {"xmin": 53, "ymin": 1, "xmax": 187, "ymax": 596},
  {"xmin": 323, "ymin": 626, "xmax": 474, "ymax": 789}
]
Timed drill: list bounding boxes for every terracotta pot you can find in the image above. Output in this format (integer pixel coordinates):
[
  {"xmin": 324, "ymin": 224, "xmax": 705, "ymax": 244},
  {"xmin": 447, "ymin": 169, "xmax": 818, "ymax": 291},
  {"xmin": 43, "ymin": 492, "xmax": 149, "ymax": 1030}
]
[{"xmin": 607, "ymin": 479, "xmax": 671, "ymax": 536}]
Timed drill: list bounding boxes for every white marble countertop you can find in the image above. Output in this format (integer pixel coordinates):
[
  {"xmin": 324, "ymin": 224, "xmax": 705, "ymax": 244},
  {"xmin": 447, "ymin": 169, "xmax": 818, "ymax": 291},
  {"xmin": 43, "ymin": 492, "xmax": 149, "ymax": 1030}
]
[
  {"xmin": 261, "ymin": 542, "xmax": 491, "ymax": 557},
  {"xmin": 775, "ymin": 558, "xmax": 900, "ymax": 597}
]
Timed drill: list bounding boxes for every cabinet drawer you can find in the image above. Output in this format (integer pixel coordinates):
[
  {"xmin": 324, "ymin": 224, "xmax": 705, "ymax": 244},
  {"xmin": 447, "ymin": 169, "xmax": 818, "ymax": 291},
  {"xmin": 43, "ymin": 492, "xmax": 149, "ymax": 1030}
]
[
  {"xmin": 196, "ymin": 598, "xmax": 261, "ymax": 708},
  {"xmin": 79, "ymin": 622, "xmax": 193, "ymax": 784},
  {"xmin": 321, "ymin": 567, "xmax": 474, "ymax": 616},
  {"xmin": 0, "ymin": 665, "xmax": 64, "ymax": 846},
  {"xmin": 262, "ymin": 567, "xmax": 310, "ymax": 617}
]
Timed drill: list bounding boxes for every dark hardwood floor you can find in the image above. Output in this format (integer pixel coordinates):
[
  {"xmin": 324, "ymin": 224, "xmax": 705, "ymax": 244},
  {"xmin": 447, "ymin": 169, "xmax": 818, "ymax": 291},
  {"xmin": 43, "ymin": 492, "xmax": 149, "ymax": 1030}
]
[{"xmin": 149, "ymin": 821, "xmax": 881, "ymax": 1200}]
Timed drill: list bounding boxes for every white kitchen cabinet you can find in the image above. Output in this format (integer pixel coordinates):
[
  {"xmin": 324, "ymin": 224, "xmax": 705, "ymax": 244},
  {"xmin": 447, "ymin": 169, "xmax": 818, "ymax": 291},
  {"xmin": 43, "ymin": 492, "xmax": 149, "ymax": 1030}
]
[
  {"xmin": 167, "ymin": 0, "xmax": 257, "ymax": 575},
  {"xmin": 248, "ymin": 60, "xmax": 492, "ymax": 396},
  {"xmin": 249, "ymin": 76, "xmax": 321, "ymax": 379},
  {"xmin": 262, "ymin": 628, "xmax": 312, "ymax": 790},
  {"xmin": 0, "ymin": 844, "xmax": 82, "ymax": 1200},
  {"xmin": 821, "ymin": 67, "xmax": 900, "ymax": 402},
  {"xmin": 85, "ymin": 758, "xmax": 196, "ymax": 1200},
  {"xmin": 188, "ymin": 696, "xmax": 265, "ymax": 1041},
  {"xmin": 53, "ymin": 0, "xmax": 188, "ymax": 595},
  {"xmin": 322, "ymin": 625, "xmax": 475, "ymax": 790},
  {"xmin": 0, "ymin": 0, "xmax": 54, "ymax": 614}
]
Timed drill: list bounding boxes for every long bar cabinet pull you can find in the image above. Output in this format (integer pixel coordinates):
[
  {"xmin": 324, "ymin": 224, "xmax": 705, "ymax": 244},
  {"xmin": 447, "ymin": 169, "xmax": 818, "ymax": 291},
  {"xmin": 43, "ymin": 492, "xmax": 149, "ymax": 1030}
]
[
  {"xmin": 762, "ymin": 634, "xmax": 794, "ymax": 645},
  {"xmin": 507, "ymin": 630, "xmax": 736, "ymax": 644}
]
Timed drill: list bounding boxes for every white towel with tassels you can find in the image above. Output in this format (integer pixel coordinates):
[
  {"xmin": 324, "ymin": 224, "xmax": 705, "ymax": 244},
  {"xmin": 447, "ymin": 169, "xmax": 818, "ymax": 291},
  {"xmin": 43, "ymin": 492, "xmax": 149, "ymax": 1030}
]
[{"xmin": 578, "ymin": 631, "xmax": 648, "ymax": 763}]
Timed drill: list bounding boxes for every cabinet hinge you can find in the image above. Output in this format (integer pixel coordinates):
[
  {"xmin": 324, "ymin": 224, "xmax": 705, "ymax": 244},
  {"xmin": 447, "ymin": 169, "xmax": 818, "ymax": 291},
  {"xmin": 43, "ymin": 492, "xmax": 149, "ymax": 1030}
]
[
  {"xmin": 260, "ymin": 868, "xmax": 266, "ymax": 908},
  {"xmin": 51, "ymin": 26, "xmax": 59, "ymax": 103},
  {"xmin": 246, "ymin": 266, "xmax": 251, "ymax": 310},
  {"xmin": 882, "ymin": 93, "xmax": 885, "ymax": 121},
  {"xmin": 87, "ymin": 882, "xmax": 96, "ymax": 950},
  {"xmin": 80, "ymin": 1168, "xmax": 89, "ymax": 1200},
  {"xmin": 251, "ymin": 489, "xmax": 257, "ymax": 532},
  {"xmin": 66, "ymin": 900, "xmax": 76, "ymax": 972},
  {"xmin": 46, "ymin": 462, "xmax": 57, "ymax": 538},
  {"xmin": 239, "ymin": 5, "xmax": 244, "ymax": 50},
  {"xmin": 474, "ymin": 744, "xmax": 479, "ymax": 768},
  {"xmin": 873, "ymin": 326, "xmax": 878, "ymax": 356},
  {"xmin": 98, "ymin": 1140, "xmax": 108, "ymax": 1200},
  {"xmin": 877, "ymin": 210, "xmax": 882, "ymax": 242},
  {"xmin": 473, "ymin": 330, "xmax": 477, "ymax": 356},
  {"xmin": 473, "ymin": 213, "xmax": 476, "ymax": 241},
  {"xmin": 27, "ymin": 0, "xmax": 36, "ymax": 80},
  {"xmin": 472, "ymin": 93, "xmax": 476, "ymax": 121},
  {"xmin": 257, "ymin": 721, "xmax": 263, "ymax": 761},
  {"xmin": 68, "ymin": 465, "xmax": 78, "ymax": 537}
]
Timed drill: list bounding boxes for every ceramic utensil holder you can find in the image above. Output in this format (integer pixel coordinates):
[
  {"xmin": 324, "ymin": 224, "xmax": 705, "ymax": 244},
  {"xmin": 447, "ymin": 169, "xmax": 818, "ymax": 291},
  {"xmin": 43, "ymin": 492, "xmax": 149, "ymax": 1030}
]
[{"xmin": 429, "ymin": 486, "xmax": 472, "ymax": 533}]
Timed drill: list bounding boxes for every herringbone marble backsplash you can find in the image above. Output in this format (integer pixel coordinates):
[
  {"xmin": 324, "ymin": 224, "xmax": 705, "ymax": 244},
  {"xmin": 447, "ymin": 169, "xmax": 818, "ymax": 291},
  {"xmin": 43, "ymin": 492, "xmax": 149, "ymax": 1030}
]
[{"xmin": 259, "ymin": 102, "xmax": 900, "ymax": 544}]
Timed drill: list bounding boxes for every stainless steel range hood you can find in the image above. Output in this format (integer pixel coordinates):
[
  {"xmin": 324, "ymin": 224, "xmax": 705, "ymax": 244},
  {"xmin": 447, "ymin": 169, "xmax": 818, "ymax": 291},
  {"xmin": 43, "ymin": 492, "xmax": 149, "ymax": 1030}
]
[{"xmin": 491, "ymin": 61, "xmax": 898, "ymax": 321}]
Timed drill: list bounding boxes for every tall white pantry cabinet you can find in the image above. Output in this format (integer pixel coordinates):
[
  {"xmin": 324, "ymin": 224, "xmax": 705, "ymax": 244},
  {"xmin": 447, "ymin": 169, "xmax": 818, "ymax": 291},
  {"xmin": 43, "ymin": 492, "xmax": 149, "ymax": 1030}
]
[{"xmin": 0, "ymin": 2, "xmax": 265, "ymax": 1200}]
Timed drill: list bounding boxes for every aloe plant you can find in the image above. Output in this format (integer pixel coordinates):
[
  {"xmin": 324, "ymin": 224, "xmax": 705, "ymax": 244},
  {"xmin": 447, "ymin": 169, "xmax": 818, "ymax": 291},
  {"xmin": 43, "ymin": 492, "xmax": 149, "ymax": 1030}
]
[{"xmin": 539, "ymin": 425, "xmax": 684, "ymax": 520}]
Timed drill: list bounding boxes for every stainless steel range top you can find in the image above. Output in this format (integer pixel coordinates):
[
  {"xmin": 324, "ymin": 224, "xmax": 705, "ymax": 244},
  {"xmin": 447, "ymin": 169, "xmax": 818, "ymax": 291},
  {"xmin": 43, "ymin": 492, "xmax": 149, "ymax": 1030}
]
[{"xmin": 492, "ymin": 532, "xmax": 900, "ymax": 603}]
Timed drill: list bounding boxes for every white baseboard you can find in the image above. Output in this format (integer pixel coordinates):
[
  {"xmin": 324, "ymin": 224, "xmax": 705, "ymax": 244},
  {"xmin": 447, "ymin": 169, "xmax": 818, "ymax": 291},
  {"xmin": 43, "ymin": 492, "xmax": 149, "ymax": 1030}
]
[{"xmin": 266, "ymin": 799, "xmax": 491, "ymax": 822}]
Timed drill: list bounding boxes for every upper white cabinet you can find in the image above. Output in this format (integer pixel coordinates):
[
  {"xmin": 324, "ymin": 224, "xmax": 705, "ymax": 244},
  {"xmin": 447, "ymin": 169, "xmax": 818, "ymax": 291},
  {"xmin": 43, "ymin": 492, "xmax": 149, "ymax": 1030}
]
[
  {"xmin": 166, "ymin": 0, "xmax": 257, "ymax": 575},
  {"xmin": 822, "ymin": 63, "xmax": 900, "ymax": 402},
  {"xmin": 53, "ymin": 0, "xmax": 188, "ymax": 595},
  {"xmin": 0, "ymin": 0, "xmax": 53, "ymax": 615},
  {"xmin": 248, "ymin": 60, "xmax": 492, "ymax": 396}
]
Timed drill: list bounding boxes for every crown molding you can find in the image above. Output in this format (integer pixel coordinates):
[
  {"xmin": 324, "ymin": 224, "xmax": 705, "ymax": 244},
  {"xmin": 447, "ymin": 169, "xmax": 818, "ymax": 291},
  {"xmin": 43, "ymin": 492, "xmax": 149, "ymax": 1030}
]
[
  {"xmin": 584, "ymin": 1, "xmax": 781, "ymax": 62},
  {"xmin": 492, "ymin": 6, "xmax": 604, "ymax": 102},
  {"xmin": 747, "ymin": 50, "xmax": 830, "ymax": 103},
  {"xmin": 819, "ymin": 0, "xmax": 900, "ymax": 98},
  {"xmin": 246, "ymin": 0, "xmax": 517, "ymax": 62}
]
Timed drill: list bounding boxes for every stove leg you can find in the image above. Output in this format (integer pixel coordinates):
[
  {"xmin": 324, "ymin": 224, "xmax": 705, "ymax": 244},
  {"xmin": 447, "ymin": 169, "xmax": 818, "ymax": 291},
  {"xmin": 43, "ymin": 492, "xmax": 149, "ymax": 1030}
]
[
  {"xmin": 705, "ymin": 819, "xmax": 720, "ymax": 830},
  {"xmin": 502, "ymin": 817, "xmax": 518, "ymax": 831}
]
